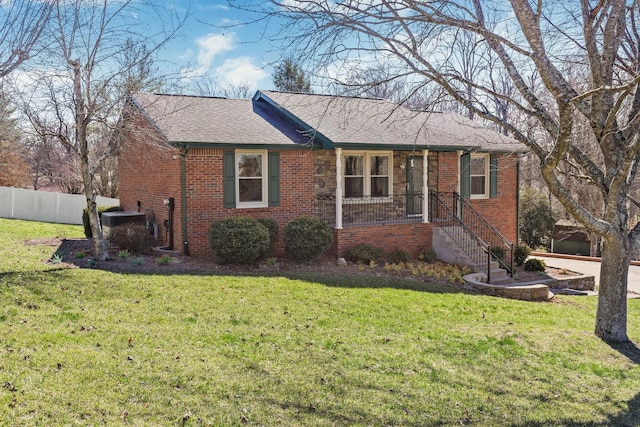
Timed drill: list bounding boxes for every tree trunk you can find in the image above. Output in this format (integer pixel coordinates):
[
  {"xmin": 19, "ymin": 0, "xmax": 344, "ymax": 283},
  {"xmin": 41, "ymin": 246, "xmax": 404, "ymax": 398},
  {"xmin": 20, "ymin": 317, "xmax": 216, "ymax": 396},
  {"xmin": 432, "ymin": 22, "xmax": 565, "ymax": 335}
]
[
  {"xmin": 71, "ymin": 58, "xmax": 109, "ymax": 261},
  {"xmin": 595, "ymin": 236, "xmax": 630, "ymax": 342},
  {"xmin": 85, "ymin": 191, "xmax": 109, "ymax": 261}
]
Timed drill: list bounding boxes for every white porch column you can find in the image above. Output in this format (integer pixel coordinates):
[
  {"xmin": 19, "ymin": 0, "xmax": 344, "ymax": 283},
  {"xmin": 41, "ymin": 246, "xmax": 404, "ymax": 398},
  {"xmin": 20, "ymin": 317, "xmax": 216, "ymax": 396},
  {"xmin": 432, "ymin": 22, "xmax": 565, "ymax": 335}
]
[
  {"xmin": 335, "ymin": 148, "xmax": 343, "ymax": 229},
  {"xmin": 422, "ymin": 149, "xmax": 429, "ymax": 223}
]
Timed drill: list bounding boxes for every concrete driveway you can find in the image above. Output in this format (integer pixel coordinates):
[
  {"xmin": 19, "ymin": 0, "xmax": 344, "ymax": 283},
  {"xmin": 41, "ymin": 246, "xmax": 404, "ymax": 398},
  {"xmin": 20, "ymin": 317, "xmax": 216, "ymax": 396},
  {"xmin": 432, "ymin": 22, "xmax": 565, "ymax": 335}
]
[{"xmin": 533, "ymin": 254, "xmax": 640, "ymax": 296}]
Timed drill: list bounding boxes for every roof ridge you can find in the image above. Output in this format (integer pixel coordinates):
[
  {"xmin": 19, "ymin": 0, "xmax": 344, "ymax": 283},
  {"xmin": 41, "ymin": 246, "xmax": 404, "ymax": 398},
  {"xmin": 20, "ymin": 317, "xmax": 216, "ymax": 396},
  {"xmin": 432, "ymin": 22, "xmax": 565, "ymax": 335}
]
[
  {"xmin": 263, "ymin": 90, "xmax": 391, "ymax": 103},
  {"xmin": 135, "ymin": 92, "xmax": 230, "ymax": 100}
]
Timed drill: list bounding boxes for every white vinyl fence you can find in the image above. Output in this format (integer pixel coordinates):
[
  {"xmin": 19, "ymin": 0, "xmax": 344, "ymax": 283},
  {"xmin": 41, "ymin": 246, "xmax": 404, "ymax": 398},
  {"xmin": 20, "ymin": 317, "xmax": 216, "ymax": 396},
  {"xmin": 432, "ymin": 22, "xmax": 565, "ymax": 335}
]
[{"xmin": 0, "ymin": 186, "xmax": 119, "ymax": 225}]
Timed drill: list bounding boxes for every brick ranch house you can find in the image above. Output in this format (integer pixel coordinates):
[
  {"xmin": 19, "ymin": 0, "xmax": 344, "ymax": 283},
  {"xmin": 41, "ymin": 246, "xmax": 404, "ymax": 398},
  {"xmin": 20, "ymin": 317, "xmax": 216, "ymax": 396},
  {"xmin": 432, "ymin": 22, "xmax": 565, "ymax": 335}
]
[{"xmin": 118, "ymin": 90, "xmax": 526, "ymax": 279}]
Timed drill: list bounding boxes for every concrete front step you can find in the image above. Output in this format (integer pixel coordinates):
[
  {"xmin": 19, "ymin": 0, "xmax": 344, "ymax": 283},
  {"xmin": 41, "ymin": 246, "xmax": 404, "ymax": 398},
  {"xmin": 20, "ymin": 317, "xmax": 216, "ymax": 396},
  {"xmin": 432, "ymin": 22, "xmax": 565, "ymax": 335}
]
[
  {"xmin": 488, "ymin": 273, "xmax": 513, "ymax": 284},
  {"xmin": 433, "ymin": 226, "xmax": 510, "ymax": 283}
]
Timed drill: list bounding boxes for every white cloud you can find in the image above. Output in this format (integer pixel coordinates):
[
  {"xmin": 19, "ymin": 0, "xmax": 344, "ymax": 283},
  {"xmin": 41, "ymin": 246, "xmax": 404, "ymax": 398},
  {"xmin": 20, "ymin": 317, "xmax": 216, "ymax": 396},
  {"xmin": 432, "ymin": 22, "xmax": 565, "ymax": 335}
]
[
  {"xmin": 196, "ymin": 33, "xmax": 235, "ymax": 69},
  {"xmin": 214, "ymin": 56, "xmax": 267, "ymax": 89},
  {"xmin": 181, "ymin": 32, "xmax": 235, "ymax": 79}
]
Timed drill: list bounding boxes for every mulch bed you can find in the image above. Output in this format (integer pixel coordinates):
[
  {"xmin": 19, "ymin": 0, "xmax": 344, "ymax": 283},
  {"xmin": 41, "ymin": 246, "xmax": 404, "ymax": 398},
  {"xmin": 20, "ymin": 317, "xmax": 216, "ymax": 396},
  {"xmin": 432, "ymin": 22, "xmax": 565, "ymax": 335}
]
[{"xmin": 29, "ymin": 237, "xmax": 584, "ymax": 291}]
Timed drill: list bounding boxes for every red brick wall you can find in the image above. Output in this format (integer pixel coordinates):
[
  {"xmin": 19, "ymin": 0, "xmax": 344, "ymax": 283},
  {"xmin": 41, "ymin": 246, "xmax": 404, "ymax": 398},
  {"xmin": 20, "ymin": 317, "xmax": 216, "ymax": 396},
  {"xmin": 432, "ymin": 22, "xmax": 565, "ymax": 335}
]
[
  {"xmin": 432, "ymin": 151, "xmax": 519, "ymax": 243},
  {"xmin": 182, "ymin": 148, "xmax": 315, "ymax": 257},
  {"xmin": 119, "ymin": 114, "xmax": 183, "ymax": 250},
  {"xmin": 334, "ymin": 223, "xmax": 434, "ymax": 257},
  {"xmin": 436, "ymin": 151, "xmax": 459, "ymax": 193},
  {"xmin": 467, "ymin": 153, "xmax": 520, "ymax": 242}
]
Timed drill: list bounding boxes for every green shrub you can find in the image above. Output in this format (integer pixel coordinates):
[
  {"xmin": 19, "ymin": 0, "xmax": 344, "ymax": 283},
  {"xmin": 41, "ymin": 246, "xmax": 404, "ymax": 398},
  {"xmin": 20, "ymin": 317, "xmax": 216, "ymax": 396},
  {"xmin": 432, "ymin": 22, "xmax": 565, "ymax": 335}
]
[
  {"xmin": 256, "ymin": 218, "xmax": 279, "ymax": 246},
  {"xmin": 514, "ymin": 243, "xmax": 532, "ymax": 266},
  {"xmin": 524, "ymin": 258, "xmax": 546, "ymax": 272},
  {"xmin": 108, "ymin": 223, "xmax": 156, "ymax": 255},
  {"xmin": 208, "ymin": 217, "xmax": 270, "ymax": 264},
  {"xmin": 83, "ymin": 206, "xmax": 120, "ymax": 238},
  {"xmin": 420, "ymin": 248, "xmax": 438, "ymax": 263},
  {"xmin": 519, "ymin": 186, "xmax": 555, "ymax": 250},
  {"xmin": 344, "ymin": 243, "xmax": 385, "ymax": 264},
  {"xmin": 156, "ymin": 255, "xmax": 171, "ymax": 266},
  {"xmin": 283, "ymin": 216, "xmax": 334, "ymax": 262},
  {"xmin": 386, "ymin": 248, "xmax": 413, "ymax": 264},
  {"xmin": 490, "ymin": 246, "xmax": 506, "ymax": 262}
]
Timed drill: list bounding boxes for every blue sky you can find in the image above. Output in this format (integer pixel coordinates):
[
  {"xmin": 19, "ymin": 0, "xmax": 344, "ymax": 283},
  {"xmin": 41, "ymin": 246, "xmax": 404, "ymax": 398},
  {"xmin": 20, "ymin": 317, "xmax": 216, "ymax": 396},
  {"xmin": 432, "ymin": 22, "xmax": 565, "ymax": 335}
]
[{"xmin": 163, "ymin": 1, "xmax": 281, "ymax": 94}]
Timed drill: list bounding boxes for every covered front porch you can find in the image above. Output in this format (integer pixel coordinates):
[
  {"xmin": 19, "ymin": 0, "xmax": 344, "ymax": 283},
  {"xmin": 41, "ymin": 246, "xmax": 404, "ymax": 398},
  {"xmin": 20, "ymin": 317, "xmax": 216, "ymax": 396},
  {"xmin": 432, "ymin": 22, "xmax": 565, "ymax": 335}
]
[{"xmin": 313, "ymin": 147, "xmax": 441, "ymax": 229}]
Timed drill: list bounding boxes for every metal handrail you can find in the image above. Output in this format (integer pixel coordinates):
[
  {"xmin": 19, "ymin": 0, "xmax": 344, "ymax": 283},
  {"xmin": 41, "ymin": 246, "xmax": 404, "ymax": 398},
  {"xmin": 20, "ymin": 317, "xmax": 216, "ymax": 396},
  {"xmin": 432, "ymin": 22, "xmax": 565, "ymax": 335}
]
[
  {"xmin": 430, "ymin": 192, "xmax": 514, "ymax": 279},
  {"xmin": 456, "ymin": 193, "xmax": 514, "ymax": 276}
]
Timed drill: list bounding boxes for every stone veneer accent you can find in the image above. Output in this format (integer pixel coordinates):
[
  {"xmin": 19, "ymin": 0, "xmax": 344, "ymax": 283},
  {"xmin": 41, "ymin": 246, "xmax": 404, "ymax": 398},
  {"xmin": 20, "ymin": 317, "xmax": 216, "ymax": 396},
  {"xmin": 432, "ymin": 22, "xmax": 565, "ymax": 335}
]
[
  {"xmin": 464, "ymin": 273, "xmax": 551, "ymax": 301},
  {"xmin": 463, "ymin": 272, "xmax": 596, "ymax": 301}
]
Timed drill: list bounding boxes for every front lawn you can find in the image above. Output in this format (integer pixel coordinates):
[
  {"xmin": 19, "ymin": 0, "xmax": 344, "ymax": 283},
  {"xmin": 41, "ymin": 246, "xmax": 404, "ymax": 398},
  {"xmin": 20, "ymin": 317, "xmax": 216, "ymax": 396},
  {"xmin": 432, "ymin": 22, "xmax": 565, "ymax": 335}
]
[{"xmin": 1, "ymin": 218, "xmax": 640, "ymax": 426}]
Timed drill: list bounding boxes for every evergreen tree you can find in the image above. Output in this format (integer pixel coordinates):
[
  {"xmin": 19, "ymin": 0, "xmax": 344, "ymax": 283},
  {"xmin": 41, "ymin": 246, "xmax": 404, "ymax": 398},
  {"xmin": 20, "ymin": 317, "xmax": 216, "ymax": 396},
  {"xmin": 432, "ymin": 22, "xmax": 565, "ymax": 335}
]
[
  {"xmin": 272, "ymin": 58, "xmax": 312, "ymax": 93},
  {"xmin": 519, "ymin": 186, "xmax": 555, "ymax": 250}
]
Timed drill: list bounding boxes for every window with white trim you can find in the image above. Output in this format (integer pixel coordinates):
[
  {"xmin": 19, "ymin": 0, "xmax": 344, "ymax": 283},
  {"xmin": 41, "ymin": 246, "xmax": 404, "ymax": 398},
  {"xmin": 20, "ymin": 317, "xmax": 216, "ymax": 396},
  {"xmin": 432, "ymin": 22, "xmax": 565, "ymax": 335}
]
[
  {"xmin": 470, "ymin": 154, "xmax": 488, "ymax": 198},
  {"xmin": 343, "ymin": 152, "xmax": 391, "ymax": 198},
  {"xmin": 237, "ymin": 150, "xmax": 268, "ymax": 207}
]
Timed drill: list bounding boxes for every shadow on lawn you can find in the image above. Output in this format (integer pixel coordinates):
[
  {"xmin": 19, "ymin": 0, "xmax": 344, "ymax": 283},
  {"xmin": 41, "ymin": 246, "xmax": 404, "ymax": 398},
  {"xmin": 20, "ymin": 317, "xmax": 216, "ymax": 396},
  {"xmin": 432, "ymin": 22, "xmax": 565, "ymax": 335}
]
[
  {"xmin": 507, "ymin": 392, "xmax": 640, "ymax": 427},
  {"xmin": 607, "ymin": 340, "xmax": 640, "ymax": 364}
]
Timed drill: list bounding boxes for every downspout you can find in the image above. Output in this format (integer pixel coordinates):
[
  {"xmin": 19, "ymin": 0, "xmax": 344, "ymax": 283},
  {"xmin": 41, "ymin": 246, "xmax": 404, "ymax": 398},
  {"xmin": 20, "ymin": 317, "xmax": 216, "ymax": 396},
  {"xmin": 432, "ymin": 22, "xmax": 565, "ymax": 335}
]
[
  {"xmin": 422, "ymin": 149, "xmax": 429, "ymax": 223},
  {"xmin": 180, "ymin": 146, "xmax": 190, "ymax": 256},
  {"xmin": 335, "ymin": 148, "xmax": 343, "ymax": 229},
  {"xmin": 457, "ymin": 150, "xmax": 462, "ymax": 218}
]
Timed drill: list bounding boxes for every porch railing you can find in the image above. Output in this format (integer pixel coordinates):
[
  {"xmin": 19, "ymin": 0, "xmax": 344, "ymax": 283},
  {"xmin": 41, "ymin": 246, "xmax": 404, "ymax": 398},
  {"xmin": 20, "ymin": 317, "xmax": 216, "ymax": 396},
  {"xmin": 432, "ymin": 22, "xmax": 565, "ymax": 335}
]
[
  {"xmin": 316, "ymin": 194, "xmax": 424, "ymax": 227},
  {"xmin": 430, "ymin": 192, "xmax": 514, "ymax": 280}
]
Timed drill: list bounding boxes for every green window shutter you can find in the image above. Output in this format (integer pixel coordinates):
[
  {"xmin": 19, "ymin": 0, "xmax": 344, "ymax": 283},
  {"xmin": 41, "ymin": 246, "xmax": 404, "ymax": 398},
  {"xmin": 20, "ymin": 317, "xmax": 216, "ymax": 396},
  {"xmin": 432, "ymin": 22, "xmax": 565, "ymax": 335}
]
[
  {"xmin": 490, "ymin": 155, "xmax": 498, "ymax": 198},
  {"xmin": 223, "ymin": 151, "xmax": 236, "ymax": 208},
  {"xmin": 460, "ymin": 152, "xmax": 470, "ymax": 199},
  {"xmin": 268, "ymin": 152, "xmax": 280, "ymax": 207}
]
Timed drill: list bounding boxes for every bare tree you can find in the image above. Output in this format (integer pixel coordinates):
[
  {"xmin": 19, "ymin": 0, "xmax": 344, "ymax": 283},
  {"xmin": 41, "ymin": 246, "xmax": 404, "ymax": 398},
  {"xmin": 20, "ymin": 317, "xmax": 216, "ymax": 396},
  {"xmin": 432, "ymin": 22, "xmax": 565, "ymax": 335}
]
[
  {"xmin": 340, "ymin": 63, "xmax": 410, "ymax": 102},
  {"xmin": 0, "ymin": 91, "xmax": 29, "ymax": 187},
  {"xmin": 190, "ymin": 76, "xmax": 254, "ymax": 98},
  {"xmin": 16, "ymin": 0, "xmax": 185, "ymax": 260},
  {"xmin": 240, "ymin": 0, "xmax": 640, "ymax": 342},
  {"xmin": 0, "ymin": 0, "xmax": 52, "ymax": 77}
]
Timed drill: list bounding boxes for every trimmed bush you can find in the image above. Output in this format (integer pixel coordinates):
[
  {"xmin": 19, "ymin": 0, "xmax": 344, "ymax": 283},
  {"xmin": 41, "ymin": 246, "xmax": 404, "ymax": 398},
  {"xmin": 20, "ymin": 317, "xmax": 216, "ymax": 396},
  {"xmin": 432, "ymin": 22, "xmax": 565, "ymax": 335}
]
[
  {"xmin": 283, "ymin": 216, "xmax": 333, "ymax": 262},
  {"xmin": 344, "ymin": 243, "xmax": 385, "ymax": 264},
  {"xmin": 108, "ymin": 223, "xmax": 156, "ymax": 255},
  {"xmin": 386, "ymin": 248, "xmax": 413, "ymax": 264},
  {"xmin": 83, "ymin": 206, "xmax": 120, "ymax": 238},
  {"xmin": 524, "ymin": 258, "xmax": 546, "ymax": 272},
  {"xmin": 420, "ymin": 248, "xmax": 438, "ymax": 263},
  {"xmin": 256, "ymin": 218, "xmax": 279, "ymax": 246},
  {"xmin": 514, "ymin": 243, "xmax": 532, "ymax": 267},
  {"xmin": 208, "ymin": 217, "xmax": 270, "ymax": 264}
]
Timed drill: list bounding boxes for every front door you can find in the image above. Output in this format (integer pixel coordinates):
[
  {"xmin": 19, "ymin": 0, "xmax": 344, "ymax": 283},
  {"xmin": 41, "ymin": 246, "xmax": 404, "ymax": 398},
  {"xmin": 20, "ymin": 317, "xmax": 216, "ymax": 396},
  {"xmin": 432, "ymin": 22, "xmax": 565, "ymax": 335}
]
[{"xmin": 406, "ymin": 156, "xmax": 423, "ymax": 217}]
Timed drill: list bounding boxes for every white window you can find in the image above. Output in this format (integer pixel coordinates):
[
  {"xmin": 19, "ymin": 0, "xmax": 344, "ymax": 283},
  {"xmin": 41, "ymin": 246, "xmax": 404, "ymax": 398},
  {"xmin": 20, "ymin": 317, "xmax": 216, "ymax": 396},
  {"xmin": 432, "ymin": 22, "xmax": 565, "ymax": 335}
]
[
  {"xmin": 237, "ymin": 150, "xmax": 268, "ymax": 208},
  {"xmin": 470, "ymin": 154, "xmax": 488, "ymax": 198},
  {"xmin": 343, "ymin": 152, "xmax": 392, "ymax": 198}
]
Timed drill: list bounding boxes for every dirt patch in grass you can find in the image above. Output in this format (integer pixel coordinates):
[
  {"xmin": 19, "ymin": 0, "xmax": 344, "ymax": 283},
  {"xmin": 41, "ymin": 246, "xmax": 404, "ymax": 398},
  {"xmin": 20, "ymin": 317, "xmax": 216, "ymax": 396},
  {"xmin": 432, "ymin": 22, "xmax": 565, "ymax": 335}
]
[{"xmin": 24, "ymin": 237, "xmax": 66, "ymax": 247}]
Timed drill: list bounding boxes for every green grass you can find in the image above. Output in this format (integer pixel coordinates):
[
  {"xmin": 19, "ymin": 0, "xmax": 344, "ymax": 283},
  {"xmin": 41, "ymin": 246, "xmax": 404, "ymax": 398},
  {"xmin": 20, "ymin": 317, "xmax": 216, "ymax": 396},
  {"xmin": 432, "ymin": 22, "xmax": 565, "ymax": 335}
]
[{"xmin": 2, "ymin": 218, "xmax": 640, "ymax": 425}]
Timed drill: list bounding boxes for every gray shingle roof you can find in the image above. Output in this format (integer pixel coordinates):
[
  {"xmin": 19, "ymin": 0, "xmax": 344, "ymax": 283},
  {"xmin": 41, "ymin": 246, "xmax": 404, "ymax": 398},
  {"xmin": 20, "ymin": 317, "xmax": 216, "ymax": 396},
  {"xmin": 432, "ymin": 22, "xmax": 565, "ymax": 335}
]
[
  {"xmin": 261, "ymin": 91, "xmax": 527, "ymax": 152},
  {"xmin": 131, "ymin": 91, "xmax": 527, "ymax": 153},
  {"xmin": 131, "ymin": 93, "xmax": 298, "ymax": 146}
]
